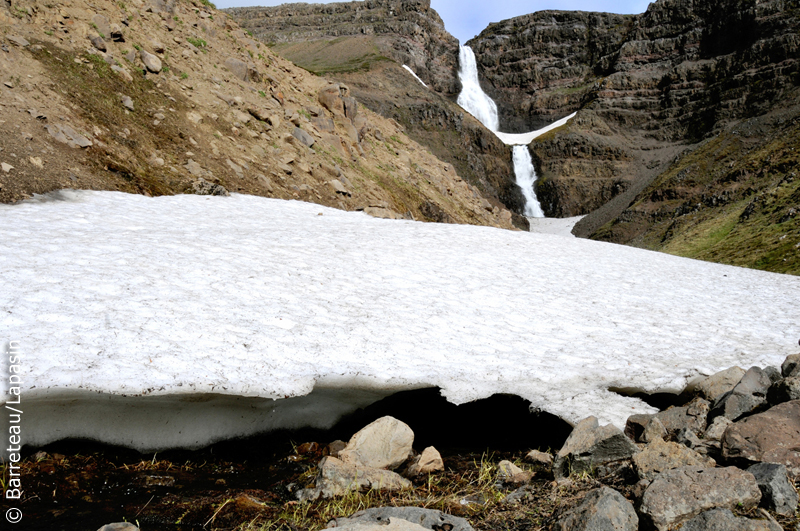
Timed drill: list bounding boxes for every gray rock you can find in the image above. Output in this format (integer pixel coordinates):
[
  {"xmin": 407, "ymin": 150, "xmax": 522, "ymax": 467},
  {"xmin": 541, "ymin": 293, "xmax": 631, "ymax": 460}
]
[
  {"xmin": 704, "ymin": 416, "xmax": 733, "ymax": 441},
  {"xmin": 110, "ymin": 24, "xmax": 125, "ymax": 42},
  {"xmin": 638, "ymin": 466, "xmax": 762, "ymax": 531},
  {"xmin": 292, "ymin": 127, "xmax": 315, "ymax": 148},
  {"xmin": 7, "ymin": 35, "xmax": 30, "ymax": 47},
  {"xmin": 92, "ymin": 14, "xmax": 111, "ymax": 37},
  {"xmin": 553, "ymin": 416, "xmax": 639, "ymax": 479},
  {"xmin": 339, "ymin": 416, "xmax": 413, "ymax": 470},
  {"xmin": 90, "ymin": 36, "xmax": 107, "ymax": 52},
  {"xmin": 624, "ymin": 414, "xmax": 654, "ymax": 442},
  {"xmin": 722, "ymin": 400, "xmax": 800, "ymax": 478},
  {"xmin": 330, "ymin": 179, "xmax": 352, "ymax": 197},
  {"xmin": 747, "ymin": 462, "xmax": 799, "ymax": 515},
  {"xmin": 297, "ymin": 456, "xmax": 411, "ymax": 501},
  {"xmin": 330, "ymin": 519, "xmax": 428, "ymax": 531},
  {"xmin": 45, "ymin": 123, "xmax": 93, "ymax": 148},
  {"xmin": 553, "ymin": 486, "xmax": 638, "ymax": 531},
  {"xmin": 121, "ymin": 95, "xmax": 134, "ymax": 111},
  {"xmin": 97, "ymin": 524, "xmax": 139, "ymax": 531},
  {"xmin": 140, "ymin": 50, "xmax": 162, "ymax": 73},
  {"xmin": 124, "ymin": 50, "xmax": 136, "ymax": 63},
  {"xmin": 782, "ymin": 353, "xmax": 800, "ymax": 377},
  {"xmin": 654, "ymin": 397, "xmax": 710, "ymax": 440},
  {"xmin": 679, "ymin": 508, "xmax": 781, "ymax": 531},
  {"xmin": 191, "ymin": 178, "xmax": 229, "ymax": 196},
  {"xmin": 767, "ymin": 375, "xmax": 800, "ymax": 406},
  {"xmin": 695, "ymin": 367, "xmax": 747, "ymax": 403},
  {"xmin": 642, "ymin": 417, "xmax": 668, "ymax": 443},
  {"xmin": 633, "ymin": 437, "xmax": 715, "ymax": 481},
  {"xmin": 328, "ymin": 507, "xmax": 474, "ymax": 531},
  {"xmin": 710, "ymin": 367, "xmax": 780, "ymax": 422},
  {"xmin": 224, "ymin": 57, "xmax": 249, "ymax": 81}
]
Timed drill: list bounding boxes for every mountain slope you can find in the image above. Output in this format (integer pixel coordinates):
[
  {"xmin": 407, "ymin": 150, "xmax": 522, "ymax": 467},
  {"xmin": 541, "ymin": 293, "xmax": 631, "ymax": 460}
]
[{"xmin": 0, "ymin": 0, "xmax": 518, "ymax": 230}]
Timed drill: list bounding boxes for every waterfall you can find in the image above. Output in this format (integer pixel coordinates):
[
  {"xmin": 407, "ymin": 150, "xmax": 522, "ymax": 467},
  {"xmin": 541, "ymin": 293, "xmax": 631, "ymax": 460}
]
[
  {"xmin": 456, "ymin": 45, "xmax": 548, "ymax": 220},
  {"xmin": 512, "ymin": 146, "xmax": 545, "ymax": 218},
  {"xmin": 456, "ymin": 46, "xmax": 499, "ymax": 132}
]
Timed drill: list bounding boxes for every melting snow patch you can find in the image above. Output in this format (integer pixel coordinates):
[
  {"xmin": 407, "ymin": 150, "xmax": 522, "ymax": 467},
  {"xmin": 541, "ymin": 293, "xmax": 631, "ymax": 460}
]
[
  {"xmin": 2, "ymin": 191, "xmax": 800, "ymax": 452},
  {"xmin": 402, "ymin": 65, "xmax": 428, "ymax": 88}
]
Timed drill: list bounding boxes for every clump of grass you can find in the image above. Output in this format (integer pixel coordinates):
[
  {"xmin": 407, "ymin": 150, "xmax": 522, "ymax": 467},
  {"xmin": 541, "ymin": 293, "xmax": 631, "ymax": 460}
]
[{"xmin": 187, "ymin": 37, "xmax": 207, "ymax": 48}]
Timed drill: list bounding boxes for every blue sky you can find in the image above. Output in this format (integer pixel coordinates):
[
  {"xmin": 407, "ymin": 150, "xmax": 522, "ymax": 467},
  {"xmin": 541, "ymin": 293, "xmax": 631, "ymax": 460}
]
[{"xmin": 216, "ymin": 1, "xmax": 654, "ymax": 44}]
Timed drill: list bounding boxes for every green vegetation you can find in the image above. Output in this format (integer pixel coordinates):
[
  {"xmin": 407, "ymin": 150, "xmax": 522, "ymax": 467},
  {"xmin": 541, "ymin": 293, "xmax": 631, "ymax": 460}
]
[
  {"xmin": 181, "ymin": 72, "xmax": 189, "ymax": 80},
  {"xmin": 272, "ymin": 38, "xmax": 391, "ymax": 75},
  {"xmin": 187, "ymin": 37, "xmax": 207, "ymax": 48},
  {"xmin": 198, "ymin": 0, "xmax": 216, "ymax": 8}
]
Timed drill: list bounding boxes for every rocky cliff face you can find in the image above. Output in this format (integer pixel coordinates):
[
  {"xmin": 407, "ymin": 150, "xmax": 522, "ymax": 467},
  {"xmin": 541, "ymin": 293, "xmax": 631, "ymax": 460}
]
[
  {"xmin": 469, "ymin": 0, "xmax": 800, "ymax": 272},
  {"xmin": 227, "ymin": 0, "xmax": 460, "ymax": 95}
]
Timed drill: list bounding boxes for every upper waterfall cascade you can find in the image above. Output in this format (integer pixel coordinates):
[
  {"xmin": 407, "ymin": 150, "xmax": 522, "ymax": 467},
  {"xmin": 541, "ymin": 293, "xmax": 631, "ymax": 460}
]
[{"xmin": 456, "ymin": 45, "xmax": 577, "ymax": 220}]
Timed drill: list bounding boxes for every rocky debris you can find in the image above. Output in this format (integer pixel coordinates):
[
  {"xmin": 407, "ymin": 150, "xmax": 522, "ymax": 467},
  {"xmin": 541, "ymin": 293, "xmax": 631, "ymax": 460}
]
[
  {"xmin": 363, "ymin": 206, "xmax": 403, "ymax": 220},
  {"xmin": 553, "ymin": 487, "xmax": 638, "ymax": 531},
  {"xmin": 292, "ymin": 127, "xmax": 314, "ymax": 148},
  {"xmin": 224, "ymin": 57, "xmax": 249, "ymax": 82},
  {"xmin": 553, "ymin": 416, "xmax": 639, "ymax": 479},
  {"xmin": 678, "ymin": 508, "xmax": 782, "ymax": 531},
  {"xmin": 318, "ymin": 84, "xmax": 347, "ymax": 118},
  {"xmin": 329, "ymin": 518, "xmax": 427, "ymax": 531},
  {"xmin": 109, "ymin": 25, "xmax": 124, "ymax": 42},
  {"xmin": 638, "ymin": 466, "xmax": 762, "ymax": 531},
  {"xmin": 654, "ymin": 397, "xmax": 710, "ymax": 440},
  {"xmin": 329, "ymin": 179, "xmax": 352, "ymax": 197},
  {"xmin": 525, "ymin": 449, "xmax": 553, "ymax": 467},
  {"xmin": 747, "ymin": 462, "xmax": 799, "ymax": 516},
  {"xmin": 703, "ymin": 416, "xmax": 733, "ymax": 441},
  {"xmin": 111, "ymin": 65, "xmax": 133, "ymax": 83},
  {"xmin": 641, "ymin": 417, "xmax": 668, "ymax": 443},
  {"xmin": 767, "ymin": 375, "xmax": 800, "ymax": 406},
  {"xmin": 297, "ymin": 455, "xmax": 411, "ymax": 501},
  {"xmin": 782, "ymin": 354, "xmax": 800, "ymax": 377},
  {"xmin": 191, "ymin": 178, "xmax": 228, "ymax": 196},
  {"xmin": 327, "ymin": 507, "xmax": 474, "ymax": 531},
  {"xmin": 46, "ymin": 123, "xmax": 93, "ymax": 148},
  {"xmin": 97, "ymin": 524, "xmax": 139, "ymax": 531},
  {"xmin": 1, "ymin": 162, "xmax": 13, "ymax": 173},
  {"xmin": 722, "ymin": 400, "xmax": 800, "ymax": 477},
  {"xmin": 339, "ymin": 416, "xmax": 413, "ymax": 470},
  {"xmin": 633, "ymin": 437, "xmax": 715, "ymax": 481},
  {"xmin": 186, "ymin": 111, "xmax": 203, "ymax": 124},
  {"xmin": 710, "ymin": 367, "xmax": 782, "ymax": 422},
  {"xmin": 139, "ymin": 50, "xmax": 162, "ymax": 74},
  {"xmin": 406, "ymin": 446, "xmax": 443, "ymax": 476},
  {"xmin": 121, "ymin": 95, "xmax": 134, "ymax": 112},
  {"xmin": 92, "ymin": 14, "xmax": 111, "ymax": 37},
  {"xmin": 696, "ymin": 367, "xmax": 747, "ymax": 403}
]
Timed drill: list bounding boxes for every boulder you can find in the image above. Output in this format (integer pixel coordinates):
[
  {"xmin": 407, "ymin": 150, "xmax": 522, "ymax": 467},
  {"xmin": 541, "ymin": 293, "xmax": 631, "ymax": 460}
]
[
  {"xmin": 45, "ymin": 124, "xmax": 93, "ymax": 148},
  {"xmin": 722, "ymin": 400, "xmax": 800, "ymax": 477},
  {"xmin": 638, "ymin": 466, "xmax": 762, "ymax": 531},
  {"xmin": 121, "ymin": 95, "xmax": 134, "ymax": 112},
  {"xmin": 298, "ymin": 456, "xmax": 411, "ymax": 501},
  {"xmin": 766, "ymin": 375, "xmax": 800, "ymax": 406},
  {"xmin": 90, "ymin": 36, "xmax": 107, "ymax": 52},
  {"xmin": 782, "ymin": 353, "xmax": 800, "ymax": 377},
  {"xmin": 624, "ymin": 414, "xmax": 653, "ymax": 442},
  {"xmin": 6, "ymin": 35, "xmax": 30, "ymax": 47},
  {"xmin": 747, "ymin": 462, "xmax": 799, "ymax": 515},
  {"xmin": 654, "ymin": 397, "xmax": 710, "ymax": 439},
  {"xmin": 328, "ymin": 507, "xmax": 474, "ymax": 531},
  {"xmin": 330, "ymin": 518, "xmax": 428, "ymax": 531},
  {"xmin": 191, "ymin": 178, "xmax": 229, "ymax": 196},
  {"xmin": 703, "ymin": 416, "xmax": 733, "ymax": 441},
  {"xmin": 497, "ymin": 460, "xmax": 532, "ymax": 484},
  {"xmin": 553, "ymin": 416, "xmax": 639, "ymax": 479},
  {"xmin": 678, "ymin": 508, "xmax": 781, "ymax": 531},
  {"xmin": 406, "ymin": 446, "xmax": 443, "ymax": 476},
  {"xmin": 553, "ymin": 486, "xmax": 638, "ymax": 531},
  {"xmin": 641, "ymin": 417, "xmax": 667, "ymax": 443},
  {"xmin": 292, "ymin": 127, "xmax": 315, "ymax": 148},
  {"xmin": 319, "ymin": 84, "xmax": 345, "ymax": 116},
  {"xmin": 224, "ymin": 57, "xmax": 249, "ymax": 81},
  {"xmin": 140, "ymin": 50, "xmax": 162, "ymax": 73},
  {"xmin": 633, "ymin": 437, "xmax": 715, "ymax": 481},
  {"xmin": 710, "ymin": 367, "xmax": 780, "ymax": 422},
  {"xmin": 695, "ymin": 366, "xmax": 746, "ymax": 402},
  {"xmin": 338, "ymin": 416, "xmax": 413, "ymax": 470},
  {"xmin": 92, "ymin": 14, "xmax": 111, "ymax": 37}
]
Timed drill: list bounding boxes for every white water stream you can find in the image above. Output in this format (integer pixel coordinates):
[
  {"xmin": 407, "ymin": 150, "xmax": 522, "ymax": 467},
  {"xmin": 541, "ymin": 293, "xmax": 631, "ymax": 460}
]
[{"xmin": 456, "ymin": 45, "xmax": 577, "ymax": 220}]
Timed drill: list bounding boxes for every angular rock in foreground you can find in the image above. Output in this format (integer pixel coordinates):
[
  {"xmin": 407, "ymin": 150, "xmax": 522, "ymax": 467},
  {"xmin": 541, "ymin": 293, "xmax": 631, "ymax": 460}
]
[
  {"xmin": 722, "ymin": 400, "xmax": 800, "ymax": 478},
  {"xmin": 747, "ymin": 462, "xmax": 799, "ymax": 516},
  {"xmin": 406, "ymin": 446, "xmax": 444, "ymax": 477},
  {"xmin": 633, "ymin": 437, "xmax": 715, "ymax": 481},
  {"xmin": 297, "ymin": 456, "xmax": 411, "ymax": 501},
  {"xmin": 638, "ymin": 466, "xmax": 761, "ymax": 531},
  {"xmin": 327, "ymin": 507, "xmax": 474, "ymax": 531},
  {"xmin": 695, "ymin": 366, "xmax": 747, "ymax": 403},
  {"xmin": 710, "ymin": 367, "xmax": 780, "ymax": 422},
  {"xmin": 678, "ymin": 508, "xmax": 781, "ymax": 531},
  {"xmin": 554, "ymin": 416, "xmax": 639, "ymax": 479},
  {"xmin": 553, "ymin": 486, "xmax": 638, "ymax": 531},
  {"xmin": 782, "ymin": 353, "xmax": 800, "ymax": 377},
  {"xmin": 339, "ymin": 416, "xmax": 414, "ymax": 470}
]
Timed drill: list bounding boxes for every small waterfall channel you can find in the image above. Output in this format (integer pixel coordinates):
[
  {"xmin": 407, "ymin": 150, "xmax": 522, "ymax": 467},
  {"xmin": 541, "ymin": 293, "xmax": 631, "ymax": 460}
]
[{"xmin": 456, "ymin": 45, "xmax": 574, "ymax": 220}]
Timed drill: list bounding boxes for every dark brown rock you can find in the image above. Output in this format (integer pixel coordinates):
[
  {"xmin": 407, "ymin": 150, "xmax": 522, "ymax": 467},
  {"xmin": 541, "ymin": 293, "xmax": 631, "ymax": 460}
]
[
  {"xmin": 722, "ymin": 400, "xmax": 800, "ymax": 478},
  {"xmin": 553, "ymin": 416, "xmax": 639, "ymax": 479},
  {"xmin": 638, "ymin": 466, "xmax": 762, "ymax": 531}
]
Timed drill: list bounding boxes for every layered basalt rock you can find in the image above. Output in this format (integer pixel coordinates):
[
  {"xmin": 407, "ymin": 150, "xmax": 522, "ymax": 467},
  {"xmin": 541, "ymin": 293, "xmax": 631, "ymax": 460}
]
[{"xmin": 226, "ymin": 0, "xmax": 460, "ymax": 95}]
